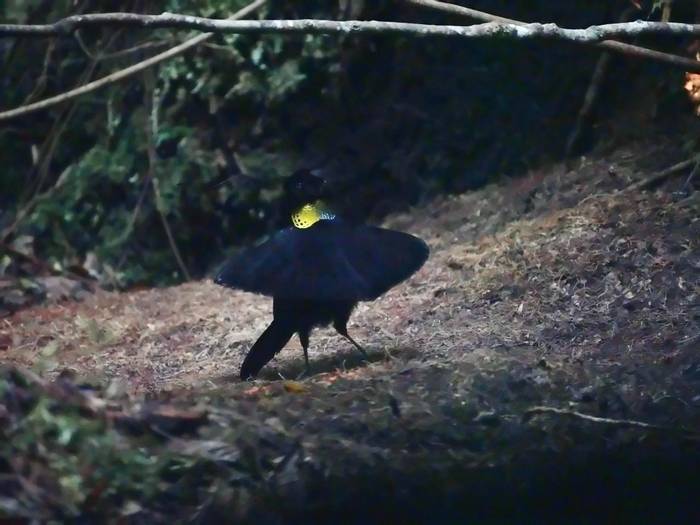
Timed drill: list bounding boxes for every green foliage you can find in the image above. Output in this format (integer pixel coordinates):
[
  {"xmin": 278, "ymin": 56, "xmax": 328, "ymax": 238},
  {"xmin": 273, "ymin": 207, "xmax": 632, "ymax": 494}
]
[
  {"xmin": 1, "ymin": 388, "xmax": 167, "ymax": 516},
  {"xmin": 1, "ymin": 0, "xmax": 350, "ymax": 286}
]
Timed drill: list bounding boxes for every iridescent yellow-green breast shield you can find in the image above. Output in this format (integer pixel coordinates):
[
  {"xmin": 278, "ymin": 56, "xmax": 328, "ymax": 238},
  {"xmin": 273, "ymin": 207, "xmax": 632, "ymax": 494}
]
[{"xmin": 291, "ymin": 202, "xmax": 336, "ymax": 229}]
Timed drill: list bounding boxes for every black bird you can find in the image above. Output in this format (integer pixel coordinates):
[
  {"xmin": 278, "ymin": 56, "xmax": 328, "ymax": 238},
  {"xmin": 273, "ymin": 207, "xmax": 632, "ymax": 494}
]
[{"xmin": 214, "ymin": 170, "xmax": 429, "ymax": 379}]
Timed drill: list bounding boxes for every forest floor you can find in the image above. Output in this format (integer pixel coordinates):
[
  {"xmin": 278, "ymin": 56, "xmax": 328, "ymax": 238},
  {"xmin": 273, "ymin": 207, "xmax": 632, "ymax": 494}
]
[{"xmin": 1, "ymin": 138, "xmax": 699, "ymax": 523}]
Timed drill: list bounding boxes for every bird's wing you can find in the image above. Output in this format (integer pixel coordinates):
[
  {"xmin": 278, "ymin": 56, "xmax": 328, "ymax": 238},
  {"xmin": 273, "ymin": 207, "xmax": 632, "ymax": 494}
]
[
  {"xmin": 214, "ymin": 224, "xmax": 371, "ymax": 301},
  {"xmin": 214, "ymin": 222, "xmax": 429, "ymax": 301},
  {"xmin": 339, "ymin": 224, "xmax": 429, "ymax": 300}
]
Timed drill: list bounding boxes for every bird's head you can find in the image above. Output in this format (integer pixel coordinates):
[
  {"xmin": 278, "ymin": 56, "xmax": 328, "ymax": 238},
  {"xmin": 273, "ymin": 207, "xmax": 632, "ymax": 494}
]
[
  {"xmin": 283, "ymin": 169, "xmax": 336, "ymax": 229},
  {"xmin": 283, "ymin": 169, "xmax": 328, "ymax": 209}
]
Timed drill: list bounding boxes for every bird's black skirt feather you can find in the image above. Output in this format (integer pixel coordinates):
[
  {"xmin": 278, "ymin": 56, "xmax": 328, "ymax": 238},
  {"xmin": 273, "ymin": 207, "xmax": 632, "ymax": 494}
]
[{"xmin": 215, "ymin": 220, "xmax": 429, "ymax": 302}]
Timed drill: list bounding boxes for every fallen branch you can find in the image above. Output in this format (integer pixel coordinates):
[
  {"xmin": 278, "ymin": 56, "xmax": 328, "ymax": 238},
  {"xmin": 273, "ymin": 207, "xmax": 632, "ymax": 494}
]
[
  {"xmin": 0, "ymin": 0, "xmax": 267, "ymax": 122},
  {"xmin": 525, "ymin": 406, "xmax": 699, "ymax": 437},
  {"xmin": 405, "ymin": 0, "xmax": 700, "ymax": 73},
  {"xmin": 624, "ymin": 153, "xmax": 700, "ymax": 192}
]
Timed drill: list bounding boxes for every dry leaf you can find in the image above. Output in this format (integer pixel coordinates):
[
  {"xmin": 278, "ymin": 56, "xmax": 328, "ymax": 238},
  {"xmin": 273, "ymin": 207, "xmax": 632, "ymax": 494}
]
[
  {"xmin": 283, "ymin": 381, "xmax": 308, "ymax": 394},
  {"xmin": 684, "ymin": 53, "xmax": 700, "ymax": 116}
]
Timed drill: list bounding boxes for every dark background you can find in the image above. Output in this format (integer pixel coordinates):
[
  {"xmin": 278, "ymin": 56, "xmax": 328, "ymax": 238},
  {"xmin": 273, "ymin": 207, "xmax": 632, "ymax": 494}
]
[{"xmin": 1, "ymin": 0, "xmax": 698, "ymax": 285}]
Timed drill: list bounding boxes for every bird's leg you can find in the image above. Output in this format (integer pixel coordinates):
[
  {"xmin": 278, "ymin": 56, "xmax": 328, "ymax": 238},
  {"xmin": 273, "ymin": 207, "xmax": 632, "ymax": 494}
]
[
  {"xmin": 347, "ymin": 333, "xmax": 369, "ymax": 360},
  {"xmin": 298, "ymin": 330, "xmax": 311, "ymax": 378},
  {"xmin": 334, "ymin": 323, "xmax": 369, "ymax": 360}
]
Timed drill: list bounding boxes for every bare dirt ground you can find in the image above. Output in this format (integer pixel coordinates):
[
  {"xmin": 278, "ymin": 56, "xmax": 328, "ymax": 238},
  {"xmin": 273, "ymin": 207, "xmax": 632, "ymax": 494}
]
[{"xmin": 1, "ymin": 139, "xmax": 699, "ymax": 523}]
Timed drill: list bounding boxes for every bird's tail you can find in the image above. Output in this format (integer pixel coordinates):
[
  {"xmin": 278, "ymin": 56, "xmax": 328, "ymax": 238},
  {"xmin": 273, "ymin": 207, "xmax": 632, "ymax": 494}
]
[{"xmin": 240, "ymin": 319, "xmax": 295, "ymax": 380}]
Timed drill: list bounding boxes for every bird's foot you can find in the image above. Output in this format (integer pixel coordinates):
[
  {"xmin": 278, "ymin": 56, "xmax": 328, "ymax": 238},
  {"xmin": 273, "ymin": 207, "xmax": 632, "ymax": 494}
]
[
  {"xmin": 350, "ymin": 340, "xmax": 369, "ymax": 361},
  {"xmin": 342, "ymin": 333, "xmax": 369, "ymax": 361},
  {"xmin": 295, "ymin": 366, "xmax": 311, "ymax": 380},
  {"xmin": 358, "ymin": 346, "xmax": 369, "ymax": 360}
]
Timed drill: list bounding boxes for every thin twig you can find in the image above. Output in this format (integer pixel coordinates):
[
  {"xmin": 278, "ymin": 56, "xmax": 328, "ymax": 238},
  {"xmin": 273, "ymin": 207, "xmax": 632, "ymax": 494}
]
[
  {"xmin": 405, "ymin": 0, "xmax": 700, "ymax": 73},
  {"xmin": 73, "ymin": 29, "xmax": 97, "ymax": 60},
  {"xmin": 21, "ymin": 27, "xmax": 125, "ymax": 206},
  {"xmin": 564, "ymin": 53, "xmax": 613, "ymax": 160},
  {"xmin": 0, "ymin": 0, "xmax": 267, "ymax": 122},
  {"xmin": 114, "ymin": 175, "xmax": 151, "ymax": 251},
  {"xmin": 680, "ymin": 158, "xmax": 699, "ymax": 192},
  {"xmin": 565, "ymin": 7, "xmax": 638, "ymax": 160},
  {"xmin": 3, "ymin": 62, "xmax": 99, "ymax": 243},
  {"xmin": 2, "ymin": 29, "xmax": 125, "ymax": 242},
  {"xmin": 74, "ymin": 30, "xmax": 172, "ymax": 62},
  {"xmin": 407, "ymin": 0, "xmax": 517, "ymax": 24},
  {"xmin": 99, "ymin": 39, "xmax": 173, "ymax": 61},
  {"xmin": 143, "ymin": 70, "xmax": 191, "ymax": 281},
  {"xmin": 25, "ymin": 62, "xmax": 98, "ymax": 200},
  {"xmin": 22, "ymin": 38, "xmax": 56, "ymax": 104}
]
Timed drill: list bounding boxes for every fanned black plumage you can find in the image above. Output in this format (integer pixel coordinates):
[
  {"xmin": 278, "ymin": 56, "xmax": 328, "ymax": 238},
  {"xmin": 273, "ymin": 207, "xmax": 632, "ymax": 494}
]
[
  {"xmin": 214, "ymin": 220, "xmax": 429, "ymax": 301},
  {"xmin": 214, "ymin": 169, "xmax": 429, "ymax": 379}
]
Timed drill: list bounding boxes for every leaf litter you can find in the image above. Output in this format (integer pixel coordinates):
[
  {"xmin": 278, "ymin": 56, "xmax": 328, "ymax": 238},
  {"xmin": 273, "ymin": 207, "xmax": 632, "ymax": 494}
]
[{"xmin": 0, "ymin": 137, "xmax": 699, "ymax": 522}]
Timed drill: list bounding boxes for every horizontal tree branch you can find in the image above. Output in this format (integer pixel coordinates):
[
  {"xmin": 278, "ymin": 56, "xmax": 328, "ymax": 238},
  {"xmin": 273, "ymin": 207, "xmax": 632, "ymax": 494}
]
[
  {"xmin": 2, "ymin": 4, "xmax": 699, "ymax": 123},
  {"xmin": 405, "ymin": 0, "xmax": 700, "ymax": 73},
  {"xmin": 2, "ymin": 14, "xmax": 700, "ymax": 43}
]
